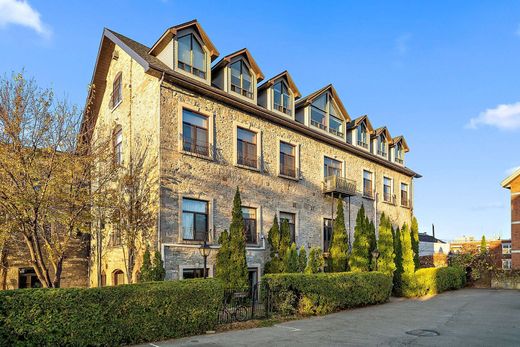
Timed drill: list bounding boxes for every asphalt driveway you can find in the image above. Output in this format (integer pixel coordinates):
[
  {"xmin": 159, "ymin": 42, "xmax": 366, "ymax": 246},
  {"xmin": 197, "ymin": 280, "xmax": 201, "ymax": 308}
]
[{"xmin": 141, "ymin": 289, "xmax": 520, "ymax": 347}]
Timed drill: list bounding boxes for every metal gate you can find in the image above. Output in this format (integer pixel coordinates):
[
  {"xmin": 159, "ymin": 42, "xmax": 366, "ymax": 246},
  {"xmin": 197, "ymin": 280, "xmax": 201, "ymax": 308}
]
[{"xmin": 218, "ymin": 284, "xmax": 271, "ymax": 323}]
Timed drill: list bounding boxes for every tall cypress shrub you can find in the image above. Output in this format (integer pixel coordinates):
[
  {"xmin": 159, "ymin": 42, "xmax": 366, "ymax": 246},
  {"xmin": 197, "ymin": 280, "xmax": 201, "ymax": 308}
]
[
  {"xmin": 298, "ymin": 246, "xmax": 307, "ymax": 273},
  {"xmin": 284, "ymin": 243, "xmax": 299, "ymax": 273},
  {"xmin": 329, "ymin": 199, "xmax": 349, "ymax": 272},
  {"xmin": 393, "ymin": 225, "xmax": 403, "ymax": 294},
  {"xmin": 279, "ymin": 219, "xmax": 292, "ymax": 260},
  {"xmin": 151, "ymin": 251, "xmax": 166, "ymax": 281},
  {"xmin": 265, "ymin": 216, "xmax": 283, "ymax": 273},
  {"xmin": 305, "ymin": 247, "xmax": 324, "ymax": 274},
  {"xmin": 411, "ymin": 217, "xmax": 420, "ymax": 270},
  {"xmin": 215, "ymin": 229, "xmax": 231, "ymax": 281},
  {"xmin": 228, "ymin": 188, "xmax": 249, "ymax": 289},
  {"xmin": 349, "ymin": 205, "xmax": 370, "ymax": 272},
  {"xmin": 480, "ymin": 235, "xmax": 487, "ymax": 255},
  {"xmin": 139, "ymin": 246, "xmax": 152, "ymax": 282},
  {"xmin": 367, "ymin": 219, "xmax": 376, "ymax": 270},
  {"xmin": 400, "ymin": 223, "xmax": 415, "ymax": 282},
  {"xmin": 377, "ymin": 213, "xmax": 396, "ymax": 275}
]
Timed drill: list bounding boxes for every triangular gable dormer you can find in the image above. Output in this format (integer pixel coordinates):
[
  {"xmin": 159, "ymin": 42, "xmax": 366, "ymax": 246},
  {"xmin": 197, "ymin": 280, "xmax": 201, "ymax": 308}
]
[
  {"xmin": 211, "ymin": 48, "xmax": 264, "ymax": 104},
  {"xmin": 390, "ymin": 136, "xmax": 409, "ymax": 165},
  {"xmin": 257, "ymin": 70, "xmax": 300, "ymax": 119},
  {"xmin": 371, "ymin": 127, "xmax": 392, "ymax": 159},
  {"xmin": 347, "ymin": 115, "xmax": 374, "ymax": 151},
  {"xmin": 149, "ymin": 19, "xmax": 219, "ymax": 85},
  {"xmin": 294, "ymin": 84, "xmax": 350, "ymax": 140}
]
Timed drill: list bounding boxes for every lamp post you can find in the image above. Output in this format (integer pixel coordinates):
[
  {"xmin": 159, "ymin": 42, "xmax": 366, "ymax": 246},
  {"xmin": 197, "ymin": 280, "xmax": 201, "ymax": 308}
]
[
  {"xmin": 371, "ymin": 249, "xmax": 380, "ymax": 271},
  {"xmin": 199, "ymin": 239, "xmax": 212, "ymax": 279}
]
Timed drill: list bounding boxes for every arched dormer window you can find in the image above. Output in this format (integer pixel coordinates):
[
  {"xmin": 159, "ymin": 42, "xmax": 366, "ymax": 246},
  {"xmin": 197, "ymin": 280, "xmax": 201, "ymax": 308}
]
[
  {"xmin": 377, "ymin": 134, "xmax": 387, "ymax": 157},
  {"xmin": 273, "ymin": 81, "xmax": 291, "ymax": 115},
  {"xmin": 230, "ymin": 60, "xmax": 253, "ymax": 99},
  {"xmin": 395, "ymin": 142, "xmax": 404, "ymax": 164},
  {"xmin": 357, "ymin": 122, "xmax": 368, "ymax": 148},
  {"xmin": 310, "ymin": 93, "xmax": 343, "ymax": 137},
  {"xmin": 177, "ymin": 34, "xmax": 206, "ymax": 79}
]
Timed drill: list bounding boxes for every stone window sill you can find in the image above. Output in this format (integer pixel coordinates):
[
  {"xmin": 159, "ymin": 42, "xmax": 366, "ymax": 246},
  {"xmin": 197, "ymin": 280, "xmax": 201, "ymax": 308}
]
[
  {"xmin": 278, "ymin": 173, "xmax": 299, "ymax": 182},
  {"xmin": 235, "ymin": 163, "xmax": 261, "ymax": 173},
  {"xmin": 180, "ymin": 149, "xmax": 213, "ymax": 162}
]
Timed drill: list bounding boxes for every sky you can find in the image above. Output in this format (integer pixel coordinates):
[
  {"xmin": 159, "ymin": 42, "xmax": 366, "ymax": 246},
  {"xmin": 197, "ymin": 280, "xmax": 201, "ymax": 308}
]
[{"xmin": 0, "ymin": 0, "xmax": 519, "ymax": 241}]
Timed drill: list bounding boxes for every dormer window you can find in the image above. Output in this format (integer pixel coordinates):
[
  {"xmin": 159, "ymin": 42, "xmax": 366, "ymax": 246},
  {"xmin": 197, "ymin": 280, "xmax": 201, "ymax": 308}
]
[
  {"xmin": 310, "ymin": 93, "xmax": 343, "ymax": 137},
  {"xmin": 377, "ymin": 134, "xmax": 387, "ymax": 157},
  {"xmin": 357, "ymin": 122, "xmax": 368, "ymax": 148},
  {"xmin": 230, "ymin": 60, "xmax": 253, "ymax": 99},
  {"xmin": 273, "ymin": 81, "xmax": 291, "ymax": 115},
  {"xmin": 395, "ymin": 142, "xmax": 404, "ymax": 164},
  {"xmin": 178, "ymin": 34, "xmax": 206, "ymax": 79}
]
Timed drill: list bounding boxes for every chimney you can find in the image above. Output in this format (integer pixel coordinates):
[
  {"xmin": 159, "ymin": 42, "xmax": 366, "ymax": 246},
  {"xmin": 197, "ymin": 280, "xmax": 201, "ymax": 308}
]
[{"xmin": 432, "ymin": 224, "xmax": 435, "ymax": 239}]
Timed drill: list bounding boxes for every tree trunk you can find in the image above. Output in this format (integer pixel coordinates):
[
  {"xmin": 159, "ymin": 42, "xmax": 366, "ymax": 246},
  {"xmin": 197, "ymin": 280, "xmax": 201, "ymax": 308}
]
[
  {"xmin": 51, "ymin": 256, "xmax": 63, "ymax": 288},
  {"xmin": 23, "ymin": 231, "xmax": 52, "ymax": 288},
  {"xmin": 126, "ymin": 246, "xmax": 135, "ymax": 284}
]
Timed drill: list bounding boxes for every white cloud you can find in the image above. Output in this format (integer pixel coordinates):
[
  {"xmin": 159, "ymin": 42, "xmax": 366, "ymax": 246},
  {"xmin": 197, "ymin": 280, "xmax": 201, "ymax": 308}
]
[
  {"xmin": 0, "ymin": 0, "xmax": 51, "ymax": 37},
  {"xmin": 467, "ymin": 101, "xmax": 520, "ymax": 130}
]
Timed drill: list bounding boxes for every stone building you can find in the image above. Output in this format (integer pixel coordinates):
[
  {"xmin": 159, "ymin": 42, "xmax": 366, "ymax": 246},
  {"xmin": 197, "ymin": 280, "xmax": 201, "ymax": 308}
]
[
  {"xmin": 83, "ymin": 20, "xmax": 420, "ymax": 287},
  {"xmin": 502, "ymin": 168, "xmax": 520, "ymax": 270}
]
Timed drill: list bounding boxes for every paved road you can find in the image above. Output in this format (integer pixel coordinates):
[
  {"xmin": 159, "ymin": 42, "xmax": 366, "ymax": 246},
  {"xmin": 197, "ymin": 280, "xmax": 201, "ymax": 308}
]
[{"xmin": 143, "ymin": 289, "xmax": 520, "ymax": 346}]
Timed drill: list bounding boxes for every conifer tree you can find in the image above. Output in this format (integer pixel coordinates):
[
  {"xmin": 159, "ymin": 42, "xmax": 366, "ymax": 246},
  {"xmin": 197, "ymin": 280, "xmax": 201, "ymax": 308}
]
[
  {"xmin": 377, "ymin": 213, "xmax": 396, "ymax": 275},
  {"xmin": 480, "ymin": 235, "xmax": 487, "ymax": 255},
  {"xmin": 215, "ymin": 229, "xmax": 231, "ymax": 280},
  {"xmin": 349, "ymin": 205, "xmax": 370, "ymax": 272},
  {"xmin": 305, "ymin": 247, "xmax": 324, "ymax": 274},
  {"xmin": 411, "ymin": 217, "xmax": 420, "ymax": 270},
  {"xmin": 329, "ymin": 199, "xmax": 349, "ymax": 272},
  {"xmin": 284, "ymin": 243, "xmax": 299, "ymax": 273},
  {"xmin": 298, "ymin": 246, "xmax": 307, "ymax": 273},
  {"xmin": 367, "ymin": 219, "xmax": 377, "ymax": 270},
  {"xmin": 138, "ymin": 246, "xmax": 152, "ymax": 282},
  {"xmin": 400, "ymin": 223, "xmax": 415, "ymax": 282},
  {"xmin": 227, "ymin": 187, "xmax": 249, "ymax": 289},
  {"xmin": 392, "ymin": 225, "xmax": 404, "ymax": 294},
  {"xmin": 150, "ymin": 251, "xmax": 166, "ymax": 281},
  {"xmin": 265, "ymin": 216, "xmax": 283, "ymax": 273},
  {"xmin": 279, "ymin": 219, "xmax": 291, "ymax": 259}
]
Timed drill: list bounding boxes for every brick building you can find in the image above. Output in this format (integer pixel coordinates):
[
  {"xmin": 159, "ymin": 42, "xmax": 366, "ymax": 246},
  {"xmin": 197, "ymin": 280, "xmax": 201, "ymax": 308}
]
[
  {"xmin": 83, "ymin": 20, "xmax": 421, "ymax": 287},
  {"xmin": 502, "ymin": 168, "xmax": 520, "ymax": 270},
  {"xmin": 450, "ymin": 236, "xmax": 512, "ymax": 270}
]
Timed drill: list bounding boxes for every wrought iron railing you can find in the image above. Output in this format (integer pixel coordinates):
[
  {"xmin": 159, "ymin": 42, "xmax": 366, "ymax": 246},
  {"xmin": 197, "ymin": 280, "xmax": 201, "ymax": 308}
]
[
  {"xmin": 311, "ymin": 120, "xmax": 327, "ymax": 131},
  {"xmin": 231, "ymin": 84, "xmax": 253, "ymax": 99},
  {"xmin": 357, "ymin": 140, "xmax": 368, "ymax": 149},
  {"xmin": 322, "ymin": 175, "xmax": 357, "ymax": 196},
  {"xmin": 329, "ymin": 128, "xmax": 344, "ymax": 137},
  {"xmin": 218, "ymin": 284, "xmax": 271, "ymax": 324},
  {"xmin": 395, "ymin": 157, "xmax": 404, "ymax": 164},
  {"xmin": 182, "ymin": 135, "xmax": 210, "ymax": 157}
]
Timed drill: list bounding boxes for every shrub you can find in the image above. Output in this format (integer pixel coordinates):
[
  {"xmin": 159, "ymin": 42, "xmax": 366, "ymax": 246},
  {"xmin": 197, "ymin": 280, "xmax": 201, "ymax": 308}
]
[
  {"xmin": 402, "ymin": 267, "xmax": 466, "ymax": 297},
  {"xmin": 264, "ymin": 272, "xmax": 392, "ymax": 316},
  {"xmin": 0, "ymin": 279, "xmax": 224, "ymax": 346},
  {"xmin": 329, "ymin": 199, "xmax": 349, "ymax": 272},
  {"xmin": 350, "ymin": 205, "xmax": 370, "ymax": 272},
  {"xmin": 305, "ymin": 247, "xmax": 324, "ymax": 274}
]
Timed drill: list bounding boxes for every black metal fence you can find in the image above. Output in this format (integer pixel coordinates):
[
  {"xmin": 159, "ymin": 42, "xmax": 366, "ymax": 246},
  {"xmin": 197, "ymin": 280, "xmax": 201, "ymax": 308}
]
[{"xmin": 218, "ymin": 284, "xmax": 272, "ymax": 324}]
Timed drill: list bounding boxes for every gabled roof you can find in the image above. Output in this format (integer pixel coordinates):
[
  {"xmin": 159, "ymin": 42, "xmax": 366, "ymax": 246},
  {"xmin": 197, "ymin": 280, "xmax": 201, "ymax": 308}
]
[
  {"xmin": 211, "ymin": 48, "xmax": 264, "ymax": 81},
  {"xmin": 295, "ymin": 84, "xmax": 350, "ymax": 122},
  {"xmin": 347, "ymin": 115, "xmax": 374, "ymax": 132},
  {"xmin": 372, "ymin": 127, "xmax": 392, "ymax": 143},
  {"xmin": 419, "ymin": 233, "xmax": 445, "ymax": 243},
  {"xmin": 501, "ymin": 167, "xmax": 520, "ymax": 189},
  {"xmin": 149, "ymin": 19, "xmax": 219, "ymax": 61},
  {"xmin": 390, "ymin": 135, "xmax": 409, "ymax": 152},
  {"xmin": 257, "ymin": 70, "xmax": 301, "ymax": 99}
]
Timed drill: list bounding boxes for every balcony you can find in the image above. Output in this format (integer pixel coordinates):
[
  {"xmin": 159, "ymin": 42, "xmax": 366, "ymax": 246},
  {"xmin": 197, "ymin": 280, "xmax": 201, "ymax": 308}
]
[
  {"xmin": 395, "ymin": 157, "xmax": 404, "ymax": 164},
  {"xmin": 357, "ymin": 141, "xmax": 368, "ymax": 149},
  {"xmin": 383, "ymin": 193, "xmax": 397, "ymax": 205},
  {"xmin": 322, "ymin": 175, "xmax": 357, "ymax": 197}
]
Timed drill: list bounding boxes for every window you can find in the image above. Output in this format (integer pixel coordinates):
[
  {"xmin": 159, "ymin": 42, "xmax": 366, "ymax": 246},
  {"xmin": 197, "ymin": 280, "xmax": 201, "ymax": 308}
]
[
  {"xmin": 230, "ymin": 60, "xmax": 253, "ymax": 98},
  {"xmin": 110, "ymin": 224, "xmax": 122, "ymax": 246},
  {"xmin": 324, "ymin": 156, "xmax": 342, "ymax": 178},
  {"xmin": 383, "ymin": 177, "xmax": 393, "ymax": 203},
  {"xmin": 113, "ymin": 128, "xmax": 123, "ymax": 165},
  {"xmin": 18, "ymin": 268, "xmax": 42, "ymax": 289},
  {"xmin": 502, "ymin": 259, "xmax": 512, "ymax": 270},
  {"xmin": 401, "ymin": 183, "xmax": 409, "ymax": 207},
  {"xmin": 100, "ymin": 271, "xmax": 106, "ymax": 287},
  {"xmin": 323, "ymin": 218, "xmax": 333, "ymax": 252},
  {"xmin": 177, "ymin": 34, "xmax": 206, "ymax": 78},
  {"xmin": 113, "ymin": 269, "xmax": 124, "ymax": 286},
  {"xmin": 310, "ymin": 93, "xmax": 343, "ymax": 137},
  {"xmin": 242, "ymin": 207, "xmax": 257, "ymax": 244},
  {"xmin": 502, "ymin": 243, "xmax": 511, "ymax": 254},
  {"xmin": 182, "ymin": 268, "xmax": 206, "ymax": 279},
  {"xmin": 357, "ymin": 123, "xmax": 368, "ymax": 148},
  {"xmin": 280, "ymin": 212, "xmax": 296, "ymax": 244},
  {"xmin": 273, "ymin": 81, "xmax": 291, "ymax": 115},
  {"xmin": 182, "ymin": 198, "xmax": 208, "ymax": 241},
  {"xmin": 111, "ymin": 73, "xmax": 122, "ymax": 109},
  {"xmin": 182, "ymin": 109, "xmax": 209, "ymax": 156},
  {"xmin": 395, "ymin": 142, "xmax": 404, "ymax": 164},
  {"xmin": 363, "ymin": 170, "xmax": 373, "ymax": 198},
  {"xmin": 237, "ymin": 127, "xmax": 257, "ymax": 168},
  {"xmin": 279, "ymin": 141, "xmax": 296, "ymax": 178},
  {"xmin": 377, "ymin": 134, "xmax": 387, "ymax": 157}
]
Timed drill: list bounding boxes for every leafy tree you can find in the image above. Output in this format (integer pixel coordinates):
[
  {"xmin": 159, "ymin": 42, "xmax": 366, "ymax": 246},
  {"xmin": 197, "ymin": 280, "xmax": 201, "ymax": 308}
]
[
  {"xmin": 329, "ymin": 199, "xmax": 349, "ymax": 272},
  {"xmin": 377, "ymin": 213, "xmax": 396, "ymax": 275},
  {"xmin": 215, "ymin": 229, "xmax": 231, "ymax": 280},
  {"xmin": 349, "ymin": 205, "xmax": 370, "ymax": 272},
  {"xmin": 411, "ymin": 217, "xmax": 420, "ymax": 270},
  {"xmin": 480, "ymin": 235, "xmax": 487, "ymax": 255},
  {"xmin": 367, "ymin": 219, "xmax": 376, "ymax": 270},
  {"xmin": 226, "ymin": 188, "xmax": 249, "ymax": 289},
  {"xmin": 400, "ymin": 223, "xmax": 415, "ymax": 282},
  {"xmin": 393, "ymin": 225, "xmax": 403, "ymax": 294},
  {"xmin": 298, "ymin": 246, "xmax": 307, "ymax": 273},
  {"xmin": 284, "ymin": 243, "xmax": 299, "ymax": 273},
  {"xmin": 305, "ymin": 247, "xmax": 324, "ymax": 274}
]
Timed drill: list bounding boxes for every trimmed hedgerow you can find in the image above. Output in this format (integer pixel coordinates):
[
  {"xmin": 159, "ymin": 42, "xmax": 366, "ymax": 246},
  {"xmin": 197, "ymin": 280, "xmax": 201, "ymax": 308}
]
[
  {"xmin": 402, "ymin": 266, "xmax": 466, "ymax": 297},
  {"xmin": 0, "ymin": 279, "xmax": 224, "ymax": 346},
  {"xmin": 263, "ymin": 272, "xmax": 392, "ymax": 316}
]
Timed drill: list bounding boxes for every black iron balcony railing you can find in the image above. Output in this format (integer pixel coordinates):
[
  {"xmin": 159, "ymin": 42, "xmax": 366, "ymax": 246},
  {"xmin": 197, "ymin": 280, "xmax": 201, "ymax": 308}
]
[
  {"xmin": 395, "ymin": 157, "xmax": 404, "ymax": 164},
  {"xmin": 329, "ymin": 128, "xmax": 344, "ymax": 137},
  {"xmin": 182, "ymin": 135, "xmax": 210, "ymax": 157},
  {"xmin": 280, "ymin": 163, "xmax": 296, "ymax": 178},
  {"xmin": 377, "ymin": 150, "xmax": 387, "ymax": 157},
  {"xmin": 322, "ymin": 175, "xmax": 357, "ymax": 196},
  {"xmin": 231, "ymin": 84, "xmax": 253, "ymax": 99},
  {"xmin": 274, "ymin": 103, "xmax": 291, "ymax": 115},
  {"xmin": 357, "ymin": 141, "xmax": 368, "ymax": 149},
  {"xmin": 401, "ymin": 196, "xmax": 411, "ymax": 208},
  {"xmin": 311, "ymin": 120, "xmax": 327, "ymax": 131},
  {"xmin": 363, "ymin": 186, "xmax": 374, "ymax": 199},
  {"xmin": 383, "ymin": 193, "xmax": 397, "ymax": 205}
]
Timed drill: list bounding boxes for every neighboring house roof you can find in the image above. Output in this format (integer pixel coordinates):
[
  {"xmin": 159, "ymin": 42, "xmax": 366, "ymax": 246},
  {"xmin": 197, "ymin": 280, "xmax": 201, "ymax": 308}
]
[
  {"xmin": 501, "ymin": 167, "xmax": 520, "ymax": 189},
  {"xmin": 295, "ymin": 84, "xmax": 350, "ymax": 122},
  {"xmin": 257, "ymin": 70, "xmax": 301, "ymax": 99},
  {"xmin": 346, "ymin": 115, "xmax": 374, "ymax": 132},
  {"xmin": 390, "ymin": 135, "xmax": 410, "ymax": 152},
  {"xmin": 148, "ymin": 19, "xmax": 219, "ymax": 61},
  {"xmin": 419, "ymin": 233, "xmax": 445, "ymax": 243},
  {"xmin": 81, "ymin": 28, "xmax": 421, "ymax": 179},
  {"xmin": 211, "ymin": 48, "xmax": 264, "ymax": 81},
  {"xmin": 371, "ymin": 127, "xmax": 393, "ymax": 144}
]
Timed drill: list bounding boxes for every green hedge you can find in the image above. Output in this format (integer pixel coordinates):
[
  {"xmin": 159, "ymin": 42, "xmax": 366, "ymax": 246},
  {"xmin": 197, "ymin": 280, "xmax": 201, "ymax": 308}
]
[
  {"xmin": 0, "ymin": 279, "xmax": 224, "ymax": 346},
  {"xmin": 263, "ymin": 272, "xmax": 392, "ymax": 316},
  {"xmin": 403, "ymin": 266, "xmax": 466, "ymax": 297}
]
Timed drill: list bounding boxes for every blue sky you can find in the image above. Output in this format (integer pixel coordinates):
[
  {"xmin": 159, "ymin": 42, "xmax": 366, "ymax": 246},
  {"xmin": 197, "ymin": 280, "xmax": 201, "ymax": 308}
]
[{"xmin": 1, "ymin": 0, "xmax": 519, "ymax": 241}]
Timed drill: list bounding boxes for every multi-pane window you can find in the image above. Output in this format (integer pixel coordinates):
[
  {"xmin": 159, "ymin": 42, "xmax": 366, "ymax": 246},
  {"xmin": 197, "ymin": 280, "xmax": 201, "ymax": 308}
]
[
  {"xmin": 377, "ymin": 134, "xmax": 387, "ymax": 157},
  {"xmin": 182, "ymin": 198, "xmax": 208, "ymax": 241},
  {"xmin": 237, "ymin": 127, "xmax": 257, "ymax": 168},
  {"xmin": 111, "ymin": 224, "xmax": 122, "ymax": 246},
  {"xmin": 182, "ymin": 268, "xmax": 206, "ymax": 279},
  {"xmin": 279, "ymin": 141, "xmax": 296, "ymax": 178},
  {"xmin": 113, "ymin": 270, "xmax": 124, "ymax": 286},
  {"xmin": 401, "ymin": 183, "xmax": 409, "ymax": 207},
  {"xmin": 502, "ymin": 259, "xmax": 512, "ymax": 270},
  {"xmin": 177, "ymin": 34, "xmax": 206, "ymax": 78},
  {"xmin": 182, "ymin": 109, "xmax": 209, "ymax": 156},
  {"xmin": 113, "ymin": 128, "xmax": 123, "ymax": 165},
  {"xmin": 395, "ymin": 143, "xmax": 404, "ymax": 164},
  {"xmin": 323, "ymin": 218, "xmax": 333, "ymax": 252},
  {"xmin": 324, "ymin": 156, "xmax": 342, "ymax": 178},
  {"xmin": 502, "ymin": 243, "xmax": 511, "ymax": 254},
  {"xmin": 273, "ymin": 81, "xmax": 291, "ymax": 115},
  {"xmin": 280, "ymin": 212, "xmax": 296, "ymax": 244},
  {"xmin": 230, "ymin": 60, "xmax": 253, "ymax": 98},
  {"xmin": 357, "ymin": 123, "xmax": 368, "ymax": 148},
  {"xmin": 363, "ymin": 170, "xmax": 373, "ymax": 198},
  {"xmin": 111, "ymin": 73, "xmax": 122, "ymax": 108},
  {"xmin": 310, "ymin": 93, "xmax": 343, "ymax": 137},
  {"xmin": 383, "ymin": 177, "xmax": 392, "ymax": 203},
  {"xmin": 242, "ymin": 207, "xmax": 257, "ymax": 244}
]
